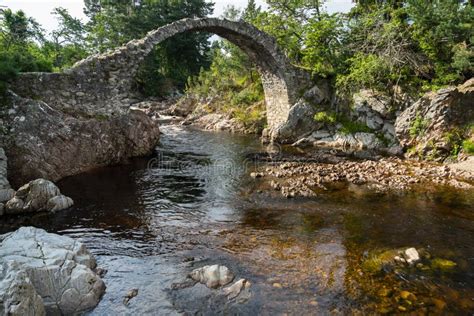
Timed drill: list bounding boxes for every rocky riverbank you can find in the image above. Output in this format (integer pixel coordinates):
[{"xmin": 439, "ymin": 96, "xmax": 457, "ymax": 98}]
[
  {"xmin": 250, "ymin": 152, "xmax": 474, "ymax": 198},
  {"xmin": 1, "ymin": 92, "xmax": 160, "ymax": 187}
]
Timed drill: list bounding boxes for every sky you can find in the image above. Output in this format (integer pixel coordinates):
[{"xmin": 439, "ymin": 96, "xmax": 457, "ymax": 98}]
[{"xmin": 1, "ymin": 0, "xmax": 354, "ymax": 35}]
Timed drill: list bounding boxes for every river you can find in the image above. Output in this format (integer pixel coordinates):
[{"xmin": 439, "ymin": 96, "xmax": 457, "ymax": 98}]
[{"xmin": 1, "ymin": 125, "xmax": 473, "ymax": 314}]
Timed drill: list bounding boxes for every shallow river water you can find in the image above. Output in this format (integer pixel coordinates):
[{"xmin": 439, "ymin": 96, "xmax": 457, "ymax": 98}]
[{"xmin": 2, "ymin": 125, "xmax": 474, "ymax": 314}]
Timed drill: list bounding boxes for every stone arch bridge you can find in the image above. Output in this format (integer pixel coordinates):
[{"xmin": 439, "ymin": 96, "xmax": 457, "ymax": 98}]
[{"xmin": 12, "ymin": 18, "xmax": 311, "ymax": 132}]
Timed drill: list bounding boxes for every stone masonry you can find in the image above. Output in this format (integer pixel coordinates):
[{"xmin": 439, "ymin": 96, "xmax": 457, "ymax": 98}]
[{"xmin": 10, "ymin": 18, "xmax": 310, "ymax": 130}]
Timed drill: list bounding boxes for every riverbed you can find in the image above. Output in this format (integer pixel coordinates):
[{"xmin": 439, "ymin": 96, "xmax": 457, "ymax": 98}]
[{"xmin": 1, "ymin": 125, "xmax": 474, "ymax": 314}]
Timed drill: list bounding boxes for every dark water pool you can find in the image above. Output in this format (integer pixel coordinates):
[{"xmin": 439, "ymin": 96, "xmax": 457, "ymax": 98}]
[{"xmin": 2, "ymin": 125, "xmax": 474, "ymax": 314}]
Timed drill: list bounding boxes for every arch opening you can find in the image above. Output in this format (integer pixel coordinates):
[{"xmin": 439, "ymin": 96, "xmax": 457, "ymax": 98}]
[{"xmin": 69, "ymin": 18, "xmax": 308, "ymax": 129}]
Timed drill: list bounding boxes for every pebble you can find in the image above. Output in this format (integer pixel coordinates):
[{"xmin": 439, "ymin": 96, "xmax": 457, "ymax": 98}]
[
  {"xmin": 256, "ymin": 156, "xmax": 473, "ymax": 198},
  {"xmin": 404, "ymin": 248, "xmax": 420, "ymax": 264},
  {"xmin": 400, "ymin": 290, "xmax": 416, "ymax": 301}
]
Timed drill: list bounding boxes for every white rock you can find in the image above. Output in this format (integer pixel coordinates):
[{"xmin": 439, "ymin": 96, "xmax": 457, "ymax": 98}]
[
  {"xmin": 223, "ymin": 278, "xmax": 251, "ymax": 300},
  {"xmin": 311, "ymin": 130, "xmax": 331, "ymax": 140},
  {"xmin": 4, "ymin": 179, "xmax": 73, "ymax": 215},
  {"xmin": 291, "ymin": 137, "xmax": 311, "ymax": 147},
  {"xmin": 354, "ymin": 133, "xmax": 383, "ymax": 149},
  {"xmin": 46, "ymin": 195, "xmax": 74, "ymax": 212},
  {"xmin": 366, "ymin": 115, "xmax": 384, "ymax": 130},
  {"xmin": 404, "ymin": 248, "xmax": 420, "ymax": 264},
  {"xmin": 189, "ymin": 264, "xmax": 234, "ymax": 289},
  {"xmin": 313, "ymin": 137, "xmax": 335, "ymax": 147},
  {"xmin": 334, "ymin": 133, "xmax": 359, "ymax": 148},
  {"xmin": 19, "ymin": 179, "xmax": 60, "ymax": 211},
  {"xmin": 0, "ymin": 227, "xmax": 105, "ymax": 315},
  {"xmin": 0, "ymin": 262, "xmax": 46, "ymax": 316}
]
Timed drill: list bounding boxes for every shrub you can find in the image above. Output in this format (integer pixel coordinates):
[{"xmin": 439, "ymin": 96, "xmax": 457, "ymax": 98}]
[
  {"xmin": 314, "ymin": 111, "xmax": 337, "ymax": 124},
  {"xmin": 409, "ymin": 112, "xmax": 429, "ymax": 138},
  {"xmin": 463, "ymin": 140, "xmax": 474, "ymax": 155}
]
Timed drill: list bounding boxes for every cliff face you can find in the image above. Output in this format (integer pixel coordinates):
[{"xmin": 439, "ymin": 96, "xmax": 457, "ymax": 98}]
[
  {"xmin": 1, "ymin": 92, "xmax": 160, "ymax": 187},
  {"xmin": 395, "ymin": 78, "xmax": 474, "ymax": 161}
]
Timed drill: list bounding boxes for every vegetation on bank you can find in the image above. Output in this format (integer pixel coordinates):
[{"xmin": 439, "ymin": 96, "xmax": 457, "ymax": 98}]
[
  {"xmin": 0, "ymin": 0, "xmax": 213, "ymax": 98},
  {"xmin": 0, "ymin": 0, "xmax": 473, "ymax": 146},
  {"xmin": 186, "ymin": 0, "xmax": 472, "ymax": 139}
]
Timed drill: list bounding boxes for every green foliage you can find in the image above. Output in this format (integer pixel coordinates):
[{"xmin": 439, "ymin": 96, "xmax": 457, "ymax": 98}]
[
  {"xmin": 406, "ymin": 0, "xmax": 474, "ymax": 85},
  {"xmin": 443, "ymin": 129, "xmax": 464, "ymax": 157},
  {"xmin": 314, "ymin": 111, "xmax": 337, "ymax": 124},
  {"xmin": 314, "ymin": 111, "xmax": 372, "ymax": 134},
  {"xmin": 339, "ymin": 118, "xmax": 373, "ymax": 135},
  {"xmin": 336, "ymin": 53, "xmax": 392, "ymax": 93},
  {"xmin": 409, "ymin": 112, "xmax": 429, "ymax": 138},
  {"xmin": 84, "ymin": 0, "xmax": 214, "ymax": 96},
  {"xmin": 186, "ymin": 38, "xmax": 265, "ymax": 129},
  {"xmin": 185, "ymin": 3, "xmax": 266, "ymax": 131},
  {"xmin": 462, "ymin": 140, "xmax": 474, "ymax": 155},
  {"xmin": 0, "ymin": 9, "xmax": 53, "ymax": 97}
]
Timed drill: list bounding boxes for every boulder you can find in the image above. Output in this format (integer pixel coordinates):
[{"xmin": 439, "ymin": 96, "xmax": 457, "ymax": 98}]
[
  {"xmin": 164, "ymin": 96, "xmax": 196, "ymax": 117},
  {"xmin": 334, "ymin": 133, "xmax": 359, "ymax": 148},
  {"xmin": 354, "ymin": 133, "xmax": 383, "ymax": 150},
  {"xmin": 0, "ymin": 227, "xmax": 105, "ymax": 315},
  {"xmin": 46, "ymin": 195, "xmax": 74, "ymax": 212},
  {"xmin": 303, "ymin": 84, "xmax": 329, "ymax": 105},
  {"xmin": 270, "ymin": 101, "xmax": 319, "ymax": 143},
  {"xmin": 353, "ymin": 90, "xmax": 393, "ymax": 118},
  {"xmin": 0, "ymin": 262, "xmax": 46, "ymax": 316},
  {"xmin": 395, "ymin": 79, "xmax": 474, "ymax": 160},
  {"xmin": 189, "ymin": 265, "xmax": 234, "ymax": 289},
  {"xmin": 3, "ymin": 93, "xmax": 160, "ymax": 186},
  {"xmin": 4, "ymin": 179, "xmax": 73, "ymax": 215}
]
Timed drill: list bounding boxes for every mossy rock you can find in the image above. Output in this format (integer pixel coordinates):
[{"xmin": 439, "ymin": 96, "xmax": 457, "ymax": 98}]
[
  {"xmin": 430, "ymin": 258, "xmax": 457, "ymax": 271},
  {"xmin": 362, "ymin": 249, "xmax": 399, "ymax": 274}
]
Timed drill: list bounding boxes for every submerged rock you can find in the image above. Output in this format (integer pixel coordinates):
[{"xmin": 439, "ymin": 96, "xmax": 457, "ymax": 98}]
[
  {"xmin": 0, "ymin": 227, "xmax": 105, "ymax": 315},
  {"xmin": 404, "ymin": 247, "xmax": 420, "ymax": 265},
  {"xmin": 431, "ymin": 258, "xmax": 457, "ymax": 271},
  {"xmin": 123, "ymin": 288, "xmax": 139, "ymax": 305},
  {"xmin": 4, "ymin": 179, "xmax": 73, "ymax": 215},
  {"xmin": 189, "ymin": 265, "xmax": 234, "ymax": 289}
]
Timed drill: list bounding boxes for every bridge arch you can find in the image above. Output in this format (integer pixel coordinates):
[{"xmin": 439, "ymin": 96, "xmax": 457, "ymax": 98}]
[{"xmin": 68, "ymin": 18, "xmax": 309, "ymax": 128}]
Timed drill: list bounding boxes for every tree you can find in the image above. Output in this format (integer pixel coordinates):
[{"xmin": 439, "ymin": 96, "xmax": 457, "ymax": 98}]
[
  {"xmin": 46, "ymin": 8, "xmax": 88, "ymax": 69},
  {"xmin": 85, "ymin": 0, "xmax": 215, "ymax": 96},
  {"xmin": 406, "ymin": 0, "xmax": 474, "ymax": 84},
  {"xmin": 0, "ymin": 9, "xmax": 52, "ymax": 97}
]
